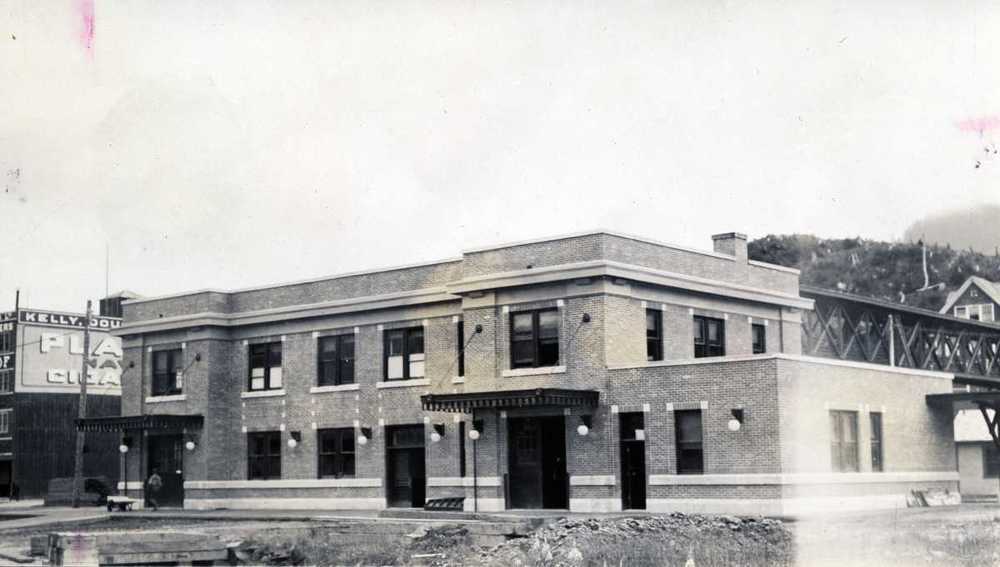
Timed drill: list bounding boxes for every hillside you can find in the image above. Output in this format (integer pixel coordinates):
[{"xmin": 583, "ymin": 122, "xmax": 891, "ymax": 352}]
[{"xmin": 748, "ymin": 235, "xmax": 1000, "ymax": 311}]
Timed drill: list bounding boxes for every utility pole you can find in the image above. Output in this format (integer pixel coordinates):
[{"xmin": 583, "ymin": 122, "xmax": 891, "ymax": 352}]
[{"xmin": 71, "ymin": 300, "xmax": 93, "ymax": 508}]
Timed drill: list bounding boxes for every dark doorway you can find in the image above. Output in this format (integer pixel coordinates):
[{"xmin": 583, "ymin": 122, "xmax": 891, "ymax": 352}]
[
  {"xmin": 620, "ymin": 412, "xmax": 647, "ymax": 510},
  {"xmin": 0, "ymin": 460, "xmax": 10, "ymax": 498},
  {"xmin": 386, "ymin": 425, "xmax": 426, "ymax": 508},
  {"xmin": 146, "ymin": 434, "xmax": 184, "ymax": 507},
  {"xmin": 507, "ymin": 416, "xmax": 567, "ymax": 509}
]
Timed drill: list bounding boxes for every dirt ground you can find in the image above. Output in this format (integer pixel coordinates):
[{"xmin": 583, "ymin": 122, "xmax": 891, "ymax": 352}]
[
  {"xmin": 792, "ymin": 504, "xmax": 1000, "ymax": 566},
  {"xmin": 2, "ymin": 505, "xmax": 999, "ymax": 566}
]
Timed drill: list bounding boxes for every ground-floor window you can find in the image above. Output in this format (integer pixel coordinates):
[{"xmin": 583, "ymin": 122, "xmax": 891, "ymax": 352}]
[
  {"xmin": 870, "ymin": 412, "xmax": 883, "ymax": 472},
  {"xmin": 318, "ymin": 428, "xmax": 355, "ymax": 478},
  {"xmin": 247, "ymin": 431, "xmax": 282, "ymax": 480},
  {"xmin": 675, "ymin": 410, "xmax": 704, "ymax": 474},
  {"xmin": 830, "ymin": 411, "xmax": 859, "ymax": 472}
]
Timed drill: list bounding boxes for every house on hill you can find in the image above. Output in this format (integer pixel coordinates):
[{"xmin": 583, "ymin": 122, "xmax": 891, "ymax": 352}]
[{"xmin": 940, "ymin": 276, "xmax": 1000, "ymax": 323}]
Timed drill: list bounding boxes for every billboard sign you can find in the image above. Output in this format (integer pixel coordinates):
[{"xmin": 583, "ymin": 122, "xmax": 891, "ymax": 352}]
[{"xmin": 16, "ymin": 309, "xmax": 123, "ymax": 396}]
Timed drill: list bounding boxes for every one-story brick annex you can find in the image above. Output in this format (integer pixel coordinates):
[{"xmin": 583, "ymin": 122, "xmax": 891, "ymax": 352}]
[{"xmin": 85, "ymin": 231, "xmax": 966, "ymax": 515}]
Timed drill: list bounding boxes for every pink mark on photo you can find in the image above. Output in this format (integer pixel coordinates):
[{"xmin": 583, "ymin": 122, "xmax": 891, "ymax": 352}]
[
  {"xmin": 79, "ymin": 0, "xmax": 95, "ymax": 52},
  {"xmin": 956, "ymin": 115, "xmax": 1000, "ymax": 134}
]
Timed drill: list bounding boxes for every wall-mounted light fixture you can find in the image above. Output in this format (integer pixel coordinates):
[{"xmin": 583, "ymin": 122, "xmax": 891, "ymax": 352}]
[
  {"xmin": 119, "ymin": 437, "xmax": 132, "ymax": 454},
  {"xmin": 431, "ymin": 423, "xmax": 446, "ymax": 443},
  {"xmin": 287, "ymin": 431, "xmax": 302, "ymax": 449},
  {"xmin": 581, "ymin": 313, "xmax": 592, "ymax": 323},
  {"xmin": 357, "ymin": 427, "xmax": 373, "ymax": 446},
  {"xmin": 469, "ymin": 420, "xmax": 484, "ymax": 441},
  {"xmin": 184, "ymin": 435, "xmax": 198, "ymax": 452},
  {"xmin": 577, "ymin": 415, "xmax": 592, "ymax": 437},
  {"xmin": 728, "ymin": 408, "xmax": 745, "ymax": 432}
]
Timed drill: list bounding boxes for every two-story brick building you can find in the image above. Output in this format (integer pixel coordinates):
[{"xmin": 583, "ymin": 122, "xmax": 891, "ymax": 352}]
[{"xmin": 84, "ymin": 231, "xmax": 960, "ymax": 515}]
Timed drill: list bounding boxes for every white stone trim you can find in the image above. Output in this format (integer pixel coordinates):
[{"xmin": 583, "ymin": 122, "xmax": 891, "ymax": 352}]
[
  {"xmin": 241, "ymin": 389, "xmax": 287, "ymax": 399},
  {"xmin": 502, "ymin": 365, "xmax": 567, "ymax": 378},
  {"xmin": 451, "ymin": 376, "xmax": 465, "ymax": 384},
  {"xmin": 463, "ymin": 498, "xmax": 505, "ymax": 512},
  {"xmin": 115, "ymin": 481, "xmax": 144, "ymax": 491},
  {"xmin": 609, "ymin": 353, "xmax": 955, "ymax": 380},
  {"xmin": 570, "ymin": 475, "xmax": 616, "ymax": 486},
  {"xmin": 310, "ymin": 383, "xmax": 361, "ymax": 394},
  {"xmin": 427, "ymin": 476, "xmax": 502, "ymax": 487},
  {"xmin": 461, "ymin": 229, "xmax": 737, "ymax": 262},
  {"xmin": 185, "ymin": 478, "xmax": 382, "ymax": 489},
  {"xmin": 748, "ymin": 260, "xmax": 801, "ymax": 274},
  {"xmin": 646, "ymin": 498, "xmax": 783, "ymax": 516},
  {"xmin": 376, "ymin": 378, "xmax": 431, "ymax": 389},
  {"xmin": 145, "ymin": 394, "xmax": 186, "ymax": 404},
  {"xmin": 648, "ymin": 471, "xmax": 959, "ymax": 486},
  {"xmin": 569, "ymin": 498, "xmax": 622, "ymax": 513},
  {"xmin": 185, "ymin": 497, "xmax": 387, "ymax": 511}
]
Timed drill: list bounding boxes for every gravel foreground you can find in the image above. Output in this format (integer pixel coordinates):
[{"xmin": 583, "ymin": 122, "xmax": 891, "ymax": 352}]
[{"xmin": 238, "ymin": 514, "xmax": 794, "ymax": 566}]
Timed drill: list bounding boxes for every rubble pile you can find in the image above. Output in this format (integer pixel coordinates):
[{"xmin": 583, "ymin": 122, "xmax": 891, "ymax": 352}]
[{"xmin": 477, "ymin": 514, "xmax": 793, "ymax": 567}]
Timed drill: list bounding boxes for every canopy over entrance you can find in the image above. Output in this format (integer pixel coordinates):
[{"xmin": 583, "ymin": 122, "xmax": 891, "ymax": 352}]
[
  {"xmin": 75, "ymin": 414, "xmax": 204, "ymax": 432},
  {"xmin": 421, "ymin": 388, "xmax": 599, "ymax": 414},
  {"xmin": 927, "ymin": 391, "xmax": 1000, "ymax": 450}
]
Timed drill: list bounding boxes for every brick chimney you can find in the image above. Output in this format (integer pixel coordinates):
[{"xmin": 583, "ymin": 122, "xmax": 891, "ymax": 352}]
[{"xmin": 712, "ymin": 232, "xmax": 748, "ymax": 264}]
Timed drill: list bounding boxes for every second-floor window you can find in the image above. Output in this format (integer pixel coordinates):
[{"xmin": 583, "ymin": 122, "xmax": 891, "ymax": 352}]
[
  {"xmin": 693, "ymin": 316, "xmax": 725, "ymax": 358},
  {"xmin": 249, "ymin": 342, "xmax": 282, "ymax": 391},
  {"xmin": 152, "ymin": 349, "xmax": 183, "ymax": 396},
  {"xmin": 0, "ymin": 409, "xmax": 10, "ymax": 434},
  {"xmin": 457, "ymin": 321, "xmax": 465, "ymax": 377},
  {"xmin": 0, "ymin": 370, "xmax": 12, "ymax": 394},
  {"xmin": 752, "ymin": 323, "xmax": 766, "ymax": 354},
  {"xmin": 385, "ymin": 327, "xmax": 424, "ymax": 380},
  {"xmin": 511, "ymin": 309, "xmax": 560, "ymax": 369},
  {"xmin": 646, "ymin": 309, "xmax": 663, "ymax": 362},
  {"xmin": 318, "ymin": 335, "xmax": 355, "ymax": 386},
  {"xmin": 956, "ymin": 304, "xmax": 996, "ymax": 322}
]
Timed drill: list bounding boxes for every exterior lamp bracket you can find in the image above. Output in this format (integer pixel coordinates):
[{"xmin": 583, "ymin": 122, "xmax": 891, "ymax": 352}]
[
  {"xmin": 577, "ymin": 415, "xmax": 592, "ymax": 436},
  {"xmin": 288, "ymin": 431, "xmax": 302, "ymax": 449},
  {"xmin": 469, "ymin": 419, "xmax": 484, "ymax": 441},
  {"xmin": 431, "ymin": 423, "xmax": 446, "ymax": 443},
  {"xmin": 358, "ymin": 427, "xmax": 373, "ymax": 446},
  {"xmin": 728, "ymin": 408, "xmax": 744, "ymax": 432}
]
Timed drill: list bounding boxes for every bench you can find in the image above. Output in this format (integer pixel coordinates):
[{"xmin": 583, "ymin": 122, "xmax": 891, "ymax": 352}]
[{"xmin": 106, "ymin": 496, "xmax": 139, "ymax": 512}]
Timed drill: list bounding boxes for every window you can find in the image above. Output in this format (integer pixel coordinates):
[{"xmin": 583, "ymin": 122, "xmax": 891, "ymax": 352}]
[
  {"xmin": 646, "ymin": 309, "xmax": 663, "ymax": 362},
  {"xmin": 151, "ymin": 349, "xmax": 183, "ymax": 396},
  {"xmin": 693, "ymin": 316, "xmax": 725, "ymax": 358},
  {"xmin": 384, "ymin": 327, "xmax": 424, "ymax": 380},
  {"xmin": 972, "ymin": 289, "xmax": 980, "ymax": 298},
  {"xmin": 0, "ymin": 371, "xmax": 12, "ymax": 394},
  {"xmin": 984, "ymin": 443, "xmax": 1000, "ymax": 478},
  {"xmin": 459, "ymin": 422, "xmax": 466, "ymax": 477},
  {"xmin": 0, "ymin": 409, "xmax": 10, "ymax": 434},
  {"xmin": 318, "ymin": 428, "xmax": 355, "ymax": 478},
  {"xmin": 247, "ymin": 431, "xmax": 281, "ymax": 480},
  {"xmin": 318, "ymin": 335, "xmax": 355, "ymax": 386},
  {"xmin": 752, "ymin": 323, "xmax": 766, "ymax": 354},
  {"xmin": 510, "ymin": 309, "xmax": 560, "ymax": 369},
  {"xmin": 957, "ymin": 304, "xmax": 996, "ymax": 322},
  {"xmin": 248, "ymin": 342, "xmax": 282, "ymax": 391},
  {"xmin": 457, "ymin": 321, "xmax": 465, "ymax": 377},
  {"xmin": 675, "ymin": 410, "xmax": 704, "ymax": 474},
  {"xmin": 830, "ymin": 411, "xmax": 859, "ymax": 472},
  {"xmin": 870, "ymin": 412, "xmax": 883, "ymax": 472}
]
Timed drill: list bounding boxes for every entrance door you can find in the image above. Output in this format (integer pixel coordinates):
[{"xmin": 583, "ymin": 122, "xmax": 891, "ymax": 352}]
[
  {"xmin": 386, "ymin": 425, "xmax": 426, "ymax": 508},
  {"xmin": 147, "ymin": 434, "xmax": 184, "ymax": 507},
  {"xmin": 507, "ymin": 416, "xmax": 567, "ymax": 509},
  {"xmin": 0, "ymin": 460, "xmax": 10, "ymax": 498},
  {"xmin": 620, "ymin": 412, "xmax": 646, "ymax": 510}
]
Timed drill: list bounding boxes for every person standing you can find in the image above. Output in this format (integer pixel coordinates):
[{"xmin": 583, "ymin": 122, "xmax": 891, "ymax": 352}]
[{"xmin": 145, "ymin": 469, "xmax": 162, "ymax": 511}]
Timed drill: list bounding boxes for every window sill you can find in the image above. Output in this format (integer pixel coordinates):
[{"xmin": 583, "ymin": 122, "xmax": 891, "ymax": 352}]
[
  {"xmin": 376, "ymin": 378, "xmax": 430, "ymax": 389},
  {"xmin": 451, "ymin": 376, "xmax": 465, "ymax": 384},
  {"xmin": 241, "ymin": 389, "xmax": 286, "ymax": 399},
  {"xmin": 145, "ymin": 394, "xmax": 186, "ymax": 404},
  {"xmin": 310, "ymin": 383, "xmax": 361, "ymax": 394},
  {"xmin": 502, "ymin": 365, "xmax": 566, "ymax": 378}
]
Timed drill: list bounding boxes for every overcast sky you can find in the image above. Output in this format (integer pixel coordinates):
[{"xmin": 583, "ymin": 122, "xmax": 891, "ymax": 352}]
[{"xmin": 3, "ymin": 1, "xmax": 999, "ymax": 313}]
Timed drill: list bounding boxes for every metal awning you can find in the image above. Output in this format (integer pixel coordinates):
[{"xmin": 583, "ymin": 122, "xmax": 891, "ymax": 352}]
[
  {"xmin": 926, "ymin": 391, "xmax": 1000, "ymax": 411},
  {"xmin": 75, "ymin": 414, "xmax": 204, "ymax": 432},
  {"xmin": 421, "ymin": 388, "xmax": 599, "ymax": 413},
  {"xmin": 927, "ymin": 391, "xmax": 1000, "ymax": 450}
]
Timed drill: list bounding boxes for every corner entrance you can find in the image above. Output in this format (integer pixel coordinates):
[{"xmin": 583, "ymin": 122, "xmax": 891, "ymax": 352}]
[
  {"xmin": 386, "ymin": 424, "xmax": 426, "ymax": 508},
  {"xmin": 146, "ymin": 434, "xmax": 184, "ymax": 507},
  {"xmin": 507, "ymin": 416, "xmax": 568, "ymax": 509}
]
